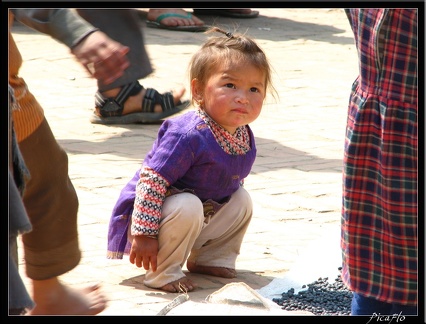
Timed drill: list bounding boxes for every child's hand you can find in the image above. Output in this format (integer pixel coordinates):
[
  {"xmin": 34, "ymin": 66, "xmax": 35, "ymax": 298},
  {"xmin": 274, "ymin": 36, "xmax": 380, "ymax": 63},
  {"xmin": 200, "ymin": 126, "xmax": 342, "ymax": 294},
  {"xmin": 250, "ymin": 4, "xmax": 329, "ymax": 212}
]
[{"xmin": 129, "ymin": 235, "xmax": 158, "ymax": 271}]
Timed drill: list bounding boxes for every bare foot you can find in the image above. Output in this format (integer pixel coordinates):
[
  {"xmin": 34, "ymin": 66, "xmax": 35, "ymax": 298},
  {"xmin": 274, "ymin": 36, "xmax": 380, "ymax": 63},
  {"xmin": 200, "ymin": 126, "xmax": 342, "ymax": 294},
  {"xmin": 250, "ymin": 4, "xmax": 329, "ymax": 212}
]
[
  {"xmin": 99, "ymin": 85, "xmax": 186, "ymax": 115},
  {"xmin": 147, "ymin": 9, "xmax": 205, "ymax": 27},
  {"xmin": 186, "ymin": 261, "xmax": 237, "ymax": 278},
  {"xmin": 160, "ymin": 276, "xmax": 198, "ymax": 293},
  {"xmin": 28, "ymin": 278, "xmax": 108, "ymax": 315}
]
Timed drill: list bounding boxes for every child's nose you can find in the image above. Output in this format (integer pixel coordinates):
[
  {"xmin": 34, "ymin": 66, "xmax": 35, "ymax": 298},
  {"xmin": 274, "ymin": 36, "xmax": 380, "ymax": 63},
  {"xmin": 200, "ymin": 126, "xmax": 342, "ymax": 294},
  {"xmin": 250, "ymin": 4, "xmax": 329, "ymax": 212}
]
[{"xmin": 235, "ymin": 91, "xmax": 249, "ymax": 103}]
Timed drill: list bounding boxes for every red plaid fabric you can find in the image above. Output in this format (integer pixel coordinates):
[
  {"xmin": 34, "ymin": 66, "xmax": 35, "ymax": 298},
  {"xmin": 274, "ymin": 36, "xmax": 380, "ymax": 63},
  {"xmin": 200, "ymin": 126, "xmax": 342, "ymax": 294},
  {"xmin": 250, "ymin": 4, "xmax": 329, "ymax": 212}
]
[{"xmin": 341, "ymin": 9, "xmax": 418, "ymax": 306}]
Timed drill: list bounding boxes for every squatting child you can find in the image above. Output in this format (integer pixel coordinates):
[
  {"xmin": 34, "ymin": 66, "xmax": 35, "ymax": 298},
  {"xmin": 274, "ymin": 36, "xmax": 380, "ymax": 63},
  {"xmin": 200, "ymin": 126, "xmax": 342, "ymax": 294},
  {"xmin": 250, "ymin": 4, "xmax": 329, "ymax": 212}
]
[{"xmin": 107, "ymin": 27, "xmax": 276, "ymax": 292}]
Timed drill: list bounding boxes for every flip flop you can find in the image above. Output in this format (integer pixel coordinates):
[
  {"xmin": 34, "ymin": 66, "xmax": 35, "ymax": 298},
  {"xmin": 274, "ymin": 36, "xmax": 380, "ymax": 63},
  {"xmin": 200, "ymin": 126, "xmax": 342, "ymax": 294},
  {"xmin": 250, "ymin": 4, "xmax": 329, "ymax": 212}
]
[
  {"xmin": 193, "ymin": 9, "xmax": 260, "ymax": 18},
  {"xmin": 146, "ymin": 12, "xmax": 209, "ymax": 32}
]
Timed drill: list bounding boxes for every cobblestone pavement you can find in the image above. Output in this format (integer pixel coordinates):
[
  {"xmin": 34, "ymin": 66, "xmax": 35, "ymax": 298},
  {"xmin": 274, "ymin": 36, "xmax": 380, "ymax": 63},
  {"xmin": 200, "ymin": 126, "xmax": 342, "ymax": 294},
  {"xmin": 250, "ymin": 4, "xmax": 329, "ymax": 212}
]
[{"xmin": 12, "ymin": 8, "xmax": 359, "ymax": 315}]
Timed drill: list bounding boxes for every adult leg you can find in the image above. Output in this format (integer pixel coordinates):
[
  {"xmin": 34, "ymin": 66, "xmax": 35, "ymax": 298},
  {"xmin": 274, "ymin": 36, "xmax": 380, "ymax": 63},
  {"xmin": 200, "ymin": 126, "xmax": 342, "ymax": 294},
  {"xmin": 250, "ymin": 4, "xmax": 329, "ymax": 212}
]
[
  {"xmin": 351, "ymin": 292, "xmax": 392, "ymax": 315},
  {"xmin": 13, "ymin": 97, "xmax": 107, "ymax": 315},
  {"xmin": 76, "ymin": 9, "xmax": 188, "ymax": 123},
  {"xmin": 351, "ymin": 293, "xmax": 417, "ymax": 316},
  {"xmin": 19, "ymin": 118, "xmax": 81, "ymax": 279},
  {"xmin": 19, "ymin": 119, "xmax": 107, "ymax": 315}
]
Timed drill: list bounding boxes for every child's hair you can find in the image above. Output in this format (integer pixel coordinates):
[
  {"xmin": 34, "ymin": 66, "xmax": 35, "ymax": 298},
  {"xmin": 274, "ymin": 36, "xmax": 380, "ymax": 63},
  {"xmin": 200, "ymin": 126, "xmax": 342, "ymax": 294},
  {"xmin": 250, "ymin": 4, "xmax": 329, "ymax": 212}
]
[{"xmin": 189, "ymin": 27, "xmax": 276, "ymax": 105}]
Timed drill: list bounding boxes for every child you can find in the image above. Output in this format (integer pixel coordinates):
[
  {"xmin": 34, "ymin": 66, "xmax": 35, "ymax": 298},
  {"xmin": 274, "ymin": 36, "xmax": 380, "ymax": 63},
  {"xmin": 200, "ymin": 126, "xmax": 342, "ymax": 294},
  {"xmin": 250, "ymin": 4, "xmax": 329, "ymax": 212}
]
[{"xmin": 107, "ymin": 27, "xmax": 275, "ymax": 293}]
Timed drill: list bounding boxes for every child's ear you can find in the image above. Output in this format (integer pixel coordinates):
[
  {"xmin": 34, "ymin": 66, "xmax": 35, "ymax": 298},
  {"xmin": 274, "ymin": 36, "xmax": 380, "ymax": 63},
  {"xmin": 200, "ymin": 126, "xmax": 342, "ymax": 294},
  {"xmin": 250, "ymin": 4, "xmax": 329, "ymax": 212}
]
[{"xmin": 190, "ymin": 78, "xmax": 202, "ymax": 101}]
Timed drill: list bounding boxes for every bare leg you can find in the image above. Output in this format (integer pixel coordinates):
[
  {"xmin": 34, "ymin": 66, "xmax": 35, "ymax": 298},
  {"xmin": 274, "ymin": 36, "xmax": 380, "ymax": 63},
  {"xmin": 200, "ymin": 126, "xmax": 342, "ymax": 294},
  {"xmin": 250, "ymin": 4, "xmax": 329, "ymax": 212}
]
[
  {"xmin": 27, "ymin": 277, "xmax": 107, "ymax": 315},
  {"xmin": 160, "ymin": 276, "xmax": 198, "ymax": 293},
  {"xmin": 186, "ymin": 261, "xmax": 237, "ymax": 278}
]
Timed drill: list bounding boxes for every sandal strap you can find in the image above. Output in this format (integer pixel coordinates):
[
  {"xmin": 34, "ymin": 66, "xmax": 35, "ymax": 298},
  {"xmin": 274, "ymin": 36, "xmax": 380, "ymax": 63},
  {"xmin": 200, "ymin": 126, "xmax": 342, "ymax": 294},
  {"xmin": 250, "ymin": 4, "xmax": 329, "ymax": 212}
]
[
  {"xmin": 95, "ymin": 81, "xmax": 143, "ymax": 117},
  {"xmin": 142, "ymin": 88, "xmax": 176, "ymax": 113}
]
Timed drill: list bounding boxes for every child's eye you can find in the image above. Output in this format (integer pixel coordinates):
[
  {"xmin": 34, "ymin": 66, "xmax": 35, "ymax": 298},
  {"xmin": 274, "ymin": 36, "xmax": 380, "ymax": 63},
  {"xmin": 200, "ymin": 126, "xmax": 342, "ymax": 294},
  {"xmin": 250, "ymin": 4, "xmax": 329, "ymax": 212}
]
[
  {"xmin": 250, "ymin": 87, "xmax": 260, "ymax": 93},
  {"xmin": 225, "ymin": 83, "xmax": 236, "ymax": 89}
]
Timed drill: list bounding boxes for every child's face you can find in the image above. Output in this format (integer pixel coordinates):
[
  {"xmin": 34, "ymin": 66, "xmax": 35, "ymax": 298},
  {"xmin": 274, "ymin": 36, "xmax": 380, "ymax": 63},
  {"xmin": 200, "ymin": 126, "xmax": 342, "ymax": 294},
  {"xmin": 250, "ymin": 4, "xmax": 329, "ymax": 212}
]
[{"xmin": 192, "ymin": 62, "xmax": 266, "ymax": 134}]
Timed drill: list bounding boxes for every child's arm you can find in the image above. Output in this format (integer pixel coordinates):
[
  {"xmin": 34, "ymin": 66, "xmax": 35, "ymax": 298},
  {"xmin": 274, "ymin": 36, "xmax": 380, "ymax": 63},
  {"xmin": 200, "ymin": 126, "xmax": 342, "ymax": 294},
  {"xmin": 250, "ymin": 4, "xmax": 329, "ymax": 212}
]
[{"xmin": 129, "ymin": 167, "xmax": 169, "ymax": 270}]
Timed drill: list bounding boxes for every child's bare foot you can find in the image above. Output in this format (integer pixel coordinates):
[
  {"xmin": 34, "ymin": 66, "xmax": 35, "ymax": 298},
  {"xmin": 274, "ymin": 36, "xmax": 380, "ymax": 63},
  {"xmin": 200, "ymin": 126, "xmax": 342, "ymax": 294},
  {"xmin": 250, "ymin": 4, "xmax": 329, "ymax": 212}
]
[
  {"xmin": 186, "ymin": 261, "xmax": 237, "ymax": 278},
  {"xmin": 28, "ymin": 278, "xmax": 108, "ymax": 315},
  {"xmin": 160, "ymin": 276, "xmax": 198, "ymax": 293}
]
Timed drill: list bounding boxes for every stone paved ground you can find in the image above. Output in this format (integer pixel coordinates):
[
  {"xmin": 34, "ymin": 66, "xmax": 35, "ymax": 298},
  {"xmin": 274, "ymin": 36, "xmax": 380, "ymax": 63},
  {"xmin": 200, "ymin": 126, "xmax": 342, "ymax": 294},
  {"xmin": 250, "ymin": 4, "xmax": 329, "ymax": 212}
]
[{"xmin": 12, "ymin": 8, "xmax": 359, "ymax": 315}]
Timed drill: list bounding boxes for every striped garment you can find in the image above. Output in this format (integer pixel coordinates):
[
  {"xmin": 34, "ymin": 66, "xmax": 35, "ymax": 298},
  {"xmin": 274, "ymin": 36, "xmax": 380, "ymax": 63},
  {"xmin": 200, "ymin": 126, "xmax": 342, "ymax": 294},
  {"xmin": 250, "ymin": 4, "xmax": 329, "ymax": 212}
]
[{"xmin": 341, "ymin": 9, "xmax": 418, "ymax": 306}]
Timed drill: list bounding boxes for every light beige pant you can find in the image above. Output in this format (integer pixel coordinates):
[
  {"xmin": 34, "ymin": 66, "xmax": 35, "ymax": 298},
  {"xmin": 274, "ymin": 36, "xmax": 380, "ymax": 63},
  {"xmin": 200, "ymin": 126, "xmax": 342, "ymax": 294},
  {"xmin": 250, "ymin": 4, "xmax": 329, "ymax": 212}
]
[{"xmin": 141, "ymin": 186, "xmax": 253, "ymax": 289}]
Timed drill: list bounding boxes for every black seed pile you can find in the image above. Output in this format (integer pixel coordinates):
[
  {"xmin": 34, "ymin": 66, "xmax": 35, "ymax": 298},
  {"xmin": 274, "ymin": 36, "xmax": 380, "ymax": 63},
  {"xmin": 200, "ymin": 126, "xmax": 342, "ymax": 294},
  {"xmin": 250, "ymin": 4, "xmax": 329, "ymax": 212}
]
[{"xmin": 272, "ymin": 267, "xmax": 353, "ymax": 315}]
